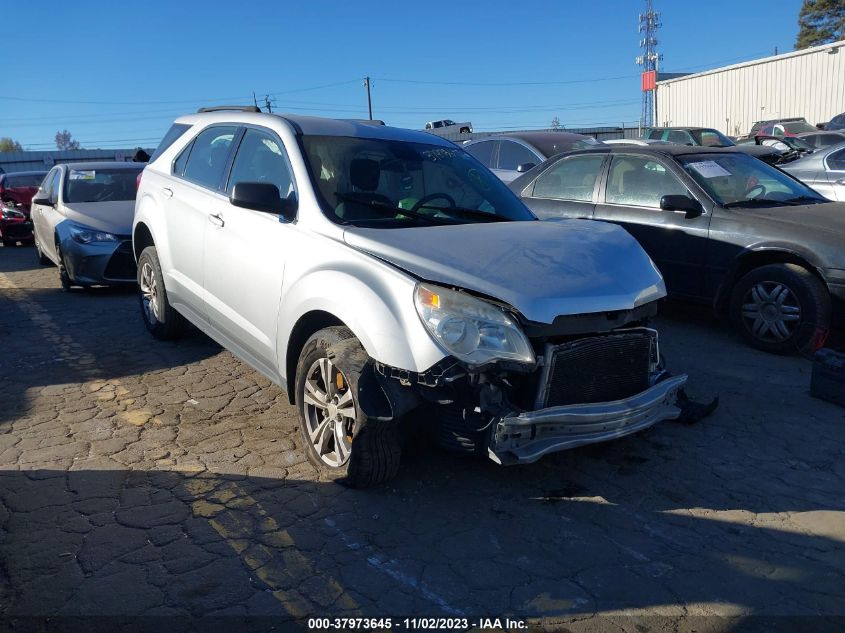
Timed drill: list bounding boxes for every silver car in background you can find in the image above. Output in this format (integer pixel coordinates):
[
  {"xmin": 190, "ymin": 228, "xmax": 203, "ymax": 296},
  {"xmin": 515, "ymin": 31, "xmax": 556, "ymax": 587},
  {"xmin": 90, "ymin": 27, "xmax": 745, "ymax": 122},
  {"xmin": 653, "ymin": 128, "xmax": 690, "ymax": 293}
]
[
  {"xmin": 782, "ymin": 142, "xmax": 845, "ymax": 202},
  {"xmin": 30, "ymin": 161, "xmax": 144, "ymax": 290}
]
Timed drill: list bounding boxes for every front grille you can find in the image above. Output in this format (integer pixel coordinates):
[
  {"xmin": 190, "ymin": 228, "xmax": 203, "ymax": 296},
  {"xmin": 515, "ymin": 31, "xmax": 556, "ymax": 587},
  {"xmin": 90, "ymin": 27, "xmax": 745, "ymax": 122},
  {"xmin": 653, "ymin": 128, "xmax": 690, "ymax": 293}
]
[
  {"xmin": 103, "ymin": 241, "xmax": 136, "ymax": 281},
  {"xmin": 4, "ymin": 222, "xmax": 33, "ymax": 240},
  {"xmin": 541, "ymin": 331, "xmax": 654, "ymax": 407}
]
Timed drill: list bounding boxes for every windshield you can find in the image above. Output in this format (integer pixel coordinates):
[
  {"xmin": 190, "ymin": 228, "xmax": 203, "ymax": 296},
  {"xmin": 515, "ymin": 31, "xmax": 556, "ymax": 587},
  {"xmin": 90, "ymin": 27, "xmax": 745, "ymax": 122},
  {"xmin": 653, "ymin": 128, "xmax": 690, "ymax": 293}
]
[
  {"xmin": 690, "ymin": 129, "xmax": 734, "ymax": 147},
  {"xmin": 782, "ymin": 121, "xmax": 817, "ymax": 134},
  {"xmin": 301, "ymin": 135, "xmax": 536, "ymax": 228},
  {"xmin": 63, "ymin": 168, "xmax": 143, "ymax": 203},
  {"xmin": 678, "ymin": 153, "xmax": 826, "ymax": 207}
]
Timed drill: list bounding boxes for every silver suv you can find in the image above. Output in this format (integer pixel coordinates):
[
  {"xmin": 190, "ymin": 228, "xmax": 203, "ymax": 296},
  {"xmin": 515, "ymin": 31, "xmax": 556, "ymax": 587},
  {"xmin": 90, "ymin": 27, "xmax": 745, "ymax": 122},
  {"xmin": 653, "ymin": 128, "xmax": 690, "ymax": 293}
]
[{"xmin": 133, "ymin": 107, "xmax": 689, "ymax": 487}]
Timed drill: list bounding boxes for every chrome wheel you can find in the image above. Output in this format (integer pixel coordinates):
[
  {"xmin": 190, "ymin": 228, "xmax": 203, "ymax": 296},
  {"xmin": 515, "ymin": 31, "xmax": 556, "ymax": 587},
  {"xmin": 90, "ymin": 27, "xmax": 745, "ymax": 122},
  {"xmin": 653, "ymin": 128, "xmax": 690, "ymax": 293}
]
[
  {"xmin": 302, "ymin": 357, "xmax": 355, "ymax": 468},
  {"xmin": 741, "ymin": 281, "xmax": 801, "ymax": 342},
  {"xmin": 139, "ymin": 261, "xmax": 160, "ymax": 323}
]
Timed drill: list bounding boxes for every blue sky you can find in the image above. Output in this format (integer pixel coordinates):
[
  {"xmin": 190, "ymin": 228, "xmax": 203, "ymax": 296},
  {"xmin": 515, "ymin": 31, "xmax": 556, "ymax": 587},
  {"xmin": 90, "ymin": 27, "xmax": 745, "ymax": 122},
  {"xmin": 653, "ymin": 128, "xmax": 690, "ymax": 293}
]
[{"xmin": 3, "ymin": 0, "xmax": 804, "ymax": 150}]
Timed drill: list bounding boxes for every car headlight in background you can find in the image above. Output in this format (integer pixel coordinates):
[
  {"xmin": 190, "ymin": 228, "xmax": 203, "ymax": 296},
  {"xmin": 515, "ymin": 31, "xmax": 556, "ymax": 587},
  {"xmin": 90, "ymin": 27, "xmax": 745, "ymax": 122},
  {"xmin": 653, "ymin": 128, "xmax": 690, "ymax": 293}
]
[
  {"xmin": 0, "ymin": 208, "xmax": 26, "ymax": 220},
  {"xmin": 414, "ymin": 282, "xmax": 535, "ymax": 366},
  {"xmin": 69, "ymin": 225, "xmax": 119, "ymax": 244}
]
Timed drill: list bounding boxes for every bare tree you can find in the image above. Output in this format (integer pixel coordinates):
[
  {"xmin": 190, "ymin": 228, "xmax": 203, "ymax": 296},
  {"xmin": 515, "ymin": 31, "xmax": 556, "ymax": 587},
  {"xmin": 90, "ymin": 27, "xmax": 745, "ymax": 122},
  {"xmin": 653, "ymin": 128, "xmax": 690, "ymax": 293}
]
[
  {"xmin": 550, "ymin": 116, "xmax": 561, "ymax": 130},
  {"xmin": 55, "ymin": 130, "xmax": 81, "ymax": 151}
]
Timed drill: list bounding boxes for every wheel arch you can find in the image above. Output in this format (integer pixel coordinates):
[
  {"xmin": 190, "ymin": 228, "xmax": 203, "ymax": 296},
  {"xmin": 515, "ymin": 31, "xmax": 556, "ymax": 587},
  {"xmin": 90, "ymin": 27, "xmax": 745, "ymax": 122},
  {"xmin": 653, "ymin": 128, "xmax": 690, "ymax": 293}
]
[
  {"xmin": 714, "ymin": 246, "xmax": 826, "ymax": 314},
  {"xmin": 284, "ymin": 310, "xmax": 346, "ymax": 404},
  {"xmin": 133, "ymin": 221, "xmax": 155, "ymax": 262}
]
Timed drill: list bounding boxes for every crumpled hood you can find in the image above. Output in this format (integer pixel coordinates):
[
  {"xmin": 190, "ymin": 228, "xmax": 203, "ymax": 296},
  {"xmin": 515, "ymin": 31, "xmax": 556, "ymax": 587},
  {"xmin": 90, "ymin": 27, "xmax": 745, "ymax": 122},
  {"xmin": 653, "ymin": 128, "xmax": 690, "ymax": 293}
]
[
  {"xmin": 343, "ymin": 220, "xmax": 666, "ymax": 324},
  {"xmin": 62, "ymin": 201, "xmax": 135, "ymax": 235}
]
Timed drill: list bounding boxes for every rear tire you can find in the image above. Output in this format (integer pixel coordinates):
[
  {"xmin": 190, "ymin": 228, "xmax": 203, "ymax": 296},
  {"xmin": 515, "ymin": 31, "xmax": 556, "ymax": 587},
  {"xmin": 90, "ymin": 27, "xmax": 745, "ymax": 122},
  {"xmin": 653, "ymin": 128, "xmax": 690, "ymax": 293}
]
[
  {"xmin": 295, "ymin": 327, "xmax": 401, "ymax": 488},
  {"xmin": 137, "ymin": 246, "xmax": 184, "ymax": 340},
  {"xmin": 730, "ymin": 263, "xmax": 831, "ymax": 354}
]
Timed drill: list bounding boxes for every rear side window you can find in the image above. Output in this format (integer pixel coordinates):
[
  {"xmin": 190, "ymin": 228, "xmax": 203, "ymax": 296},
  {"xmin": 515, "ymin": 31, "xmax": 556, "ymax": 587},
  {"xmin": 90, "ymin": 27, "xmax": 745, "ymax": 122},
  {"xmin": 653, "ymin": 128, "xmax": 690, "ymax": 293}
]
[
  {"xmin": 182, "ymin": 126, "xmax": 238, "ymax": 190},
  {"xmin": 149, "ymin": 123, "xmax": 192, "ymax": 163},
  {"xmin": 827, "ymin": 148, "xmax": 845, "ymax": 171},
  {"xmin": 531, "ymin": 155, "xmax": 605, "ymax": 201},
  {"xmin": 5, "ymin": 173, "xmax": 46, "ymax": 187},
  {"xmin": 464, "ymin": 141, "xmax": 497, "ymax": 168},
  {"xmin": 647, "ymin": 129, "xmax": 663, "ymax": 140},
  {"xmin": 497, "ymin": 141, "xmax": 538, "ymax": 171}
]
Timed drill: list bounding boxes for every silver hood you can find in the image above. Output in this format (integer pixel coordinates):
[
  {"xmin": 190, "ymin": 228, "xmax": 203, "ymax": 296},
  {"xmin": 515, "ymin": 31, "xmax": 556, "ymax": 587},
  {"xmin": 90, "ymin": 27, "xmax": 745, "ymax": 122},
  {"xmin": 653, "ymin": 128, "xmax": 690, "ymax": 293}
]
[
  {"xmin": 343, "ymin": 220, "xmax": 666, "ymax": 323},
  {"xmin": 62, "ymin": 201, "xmax": 135, "ymax": 235}
]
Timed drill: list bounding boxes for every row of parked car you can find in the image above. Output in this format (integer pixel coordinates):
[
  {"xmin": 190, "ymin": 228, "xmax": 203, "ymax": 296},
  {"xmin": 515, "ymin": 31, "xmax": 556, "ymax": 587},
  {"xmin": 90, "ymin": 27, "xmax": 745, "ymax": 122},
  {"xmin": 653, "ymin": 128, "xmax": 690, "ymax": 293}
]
[{"xmin": 0, "ymin": 106, "xmax": 841, "ymax": 486}]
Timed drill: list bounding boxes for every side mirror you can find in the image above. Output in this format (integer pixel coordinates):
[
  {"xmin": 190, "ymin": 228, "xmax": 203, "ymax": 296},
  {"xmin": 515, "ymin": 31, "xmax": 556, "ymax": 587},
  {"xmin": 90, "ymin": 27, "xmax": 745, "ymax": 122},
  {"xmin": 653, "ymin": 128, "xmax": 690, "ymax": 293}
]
[
  {"xmin": 31, "ymin": 196, "xmax": 51, "ymax": 206},
  {"xmin": 516, "ymin": 162, "xmax": 537, "ymax": 173},
  {"xmin": 660, "ymin": 194, "xmax": 704, "ymax": 219},
  {"xmin": 230, "ymin": 182, "xmax": 297, "ymax": 221}
]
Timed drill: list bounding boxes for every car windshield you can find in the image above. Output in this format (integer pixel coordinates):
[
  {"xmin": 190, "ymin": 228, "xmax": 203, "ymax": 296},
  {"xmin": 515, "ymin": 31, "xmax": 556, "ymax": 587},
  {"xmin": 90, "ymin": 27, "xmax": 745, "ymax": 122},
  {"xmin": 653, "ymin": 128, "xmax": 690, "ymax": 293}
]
[
  {"xmin": 301, "ymin": 135, "xmax": 536, "ymax": 228},
  {"xmin": 5, "ymin": 174, "xmax": 46, "ymax": 188},
  {"xmin": 678, "ymin": 153, "xmax": 826, "ymax": 207},
  {"xmin": 690, "ymin": 129, "xmax": 734, "ymax": 147},
  {"xmin": 63, "ymin": 168, "xmax": 143, "ymax": 203}
]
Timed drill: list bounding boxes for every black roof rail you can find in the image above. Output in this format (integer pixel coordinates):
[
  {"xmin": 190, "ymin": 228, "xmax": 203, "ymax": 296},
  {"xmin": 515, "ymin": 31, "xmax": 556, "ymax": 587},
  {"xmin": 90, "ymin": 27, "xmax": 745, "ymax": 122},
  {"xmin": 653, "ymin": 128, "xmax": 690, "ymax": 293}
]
[
  {"xmin": 342, "ymin": 119, "xmax": 386, "ymax": 126},
  {"xmin": 197, "ymin": 105, "xmax": 262, "ymax": 113}
]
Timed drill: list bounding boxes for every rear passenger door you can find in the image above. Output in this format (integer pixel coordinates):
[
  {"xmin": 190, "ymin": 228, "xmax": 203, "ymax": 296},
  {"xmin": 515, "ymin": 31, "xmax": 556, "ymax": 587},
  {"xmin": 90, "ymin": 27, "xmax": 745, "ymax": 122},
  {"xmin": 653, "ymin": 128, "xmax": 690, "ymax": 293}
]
[
  {"xmin": 593, "ymin": 154, "xmax": 711, "ymax": 299},
  {"xmin": 163, "ymin": 124, "xmax": 239, "ymax": 323},
  {"xmin": 203, "ymin": 126, "xmax": 296, "ymax": 377},
  {"xmin": 517, "ymin": 154, "xmax": 606, "ymax": 220}
]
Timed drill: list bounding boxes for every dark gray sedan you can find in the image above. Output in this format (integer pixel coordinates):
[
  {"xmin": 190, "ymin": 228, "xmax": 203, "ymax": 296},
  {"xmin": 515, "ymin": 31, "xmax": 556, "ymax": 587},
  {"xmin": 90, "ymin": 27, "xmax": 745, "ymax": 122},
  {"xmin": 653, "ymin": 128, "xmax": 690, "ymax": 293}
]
[{"xmin": 509, "ymin": 146, "xmax": 845, "ymax": 354}]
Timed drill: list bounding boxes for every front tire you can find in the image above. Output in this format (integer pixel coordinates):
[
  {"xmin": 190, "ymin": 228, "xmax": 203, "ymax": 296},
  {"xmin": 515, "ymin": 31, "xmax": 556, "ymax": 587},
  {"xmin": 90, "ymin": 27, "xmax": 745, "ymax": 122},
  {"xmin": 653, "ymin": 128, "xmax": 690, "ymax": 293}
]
[
  {"xmin": 34, "ymin": 235, "xmax": 51, "ymax": 265},
  {"xmin": 295, "ymin": 327, "xmax": 401, "ymax": 488},
  {"xmin": 730, "ymin": 263, "xmax": 831, "ymax": 354},
  {"xmin": 55, "ymin": 242, "xmax": 75, "ymax": 292},
  {"xmin": 137, "ymin": 246, "xmax": 184, "ymax": 340}
]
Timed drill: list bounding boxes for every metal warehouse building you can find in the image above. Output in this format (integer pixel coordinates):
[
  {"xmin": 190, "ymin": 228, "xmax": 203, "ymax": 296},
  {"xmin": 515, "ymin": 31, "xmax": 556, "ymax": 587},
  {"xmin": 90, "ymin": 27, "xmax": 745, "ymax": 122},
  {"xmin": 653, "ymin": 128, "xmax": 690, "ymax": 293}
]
[{"xmin": 655, "ymin": 39, "xmax": 844, "ymax": 136}]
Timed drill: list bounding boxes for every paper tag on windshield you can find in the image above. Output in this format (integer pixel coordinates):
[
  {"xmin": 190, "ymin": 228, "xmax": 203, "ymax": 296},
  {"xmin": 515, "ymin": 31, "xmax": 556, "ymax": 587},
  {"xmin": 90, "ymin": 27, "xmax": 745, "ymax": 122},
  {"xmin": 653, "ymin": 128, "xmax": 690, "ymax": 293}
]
[
  {"xmin": 69, "ymin": 170, "xmax": 95, "ymax": 181},
  {"xmin": 687, "ymin": 161, "xmax": 731, "ymax": 178}
]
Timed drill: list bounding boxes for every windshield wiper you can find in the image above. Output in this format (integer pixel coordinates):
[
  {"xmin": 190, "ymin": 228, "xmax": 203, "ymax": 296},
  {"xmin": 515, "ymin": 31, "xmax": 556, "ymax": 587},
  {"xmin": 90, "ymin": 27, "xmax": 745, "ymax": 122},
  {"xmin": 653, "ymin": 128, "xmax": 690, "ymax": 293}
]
[
  {"xmin": 723, "ymin": 198, "xmax": 791, "ymax": 208},
  {"xmin": 783, "ymin": 195, "xmax": 826, "ymax": 205},
  {"xmin": 415, "ymin": 205, "xmax": 509, "ymax": 223},
  {"xmin": 334, "ymin": 193, "xmax": 457, "ymax": 226}
]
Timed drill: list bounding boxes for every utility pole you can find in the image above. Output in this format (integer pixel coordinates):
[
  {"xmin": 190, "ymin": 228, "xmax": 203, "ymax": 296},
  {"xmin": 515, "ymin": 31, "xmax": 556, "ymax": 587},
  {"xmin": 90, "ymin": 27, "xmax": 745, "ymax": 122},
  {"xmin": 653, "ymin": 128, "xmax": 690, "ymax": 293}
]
[
  {"xmin": 263, "ymin": 94, "xmax": 273, "ymax": 113},
  {"xmin": 636, "ymin": 0, "xmax": 662, "ymax": 128},
  {"xmin": 363, "ymin": 77, "xmax": 373, "ymax": 120},
  {"xmin": 253, "ymin": 92, "xmax": 259, "ymax": 109}
]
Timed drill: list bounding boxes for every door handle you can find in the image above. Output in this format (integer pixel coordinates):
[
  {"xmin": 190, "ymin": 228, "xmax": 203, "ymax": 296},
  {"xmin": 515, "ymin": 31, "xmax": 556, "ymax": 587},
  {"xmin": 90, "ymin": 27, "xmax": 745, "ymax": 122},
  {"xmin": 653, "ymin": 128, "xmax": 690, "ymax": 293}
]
[
  {"xmin": 836, "ymin": 179, "xmax": 845, "ymax": 185},
  {"xmin": 162, "ymin": 187, "xmax": 173, "ymax": 198},
  {"xmin": 208, "ymin": 212, "xmax": 224, "ymax": 227}
]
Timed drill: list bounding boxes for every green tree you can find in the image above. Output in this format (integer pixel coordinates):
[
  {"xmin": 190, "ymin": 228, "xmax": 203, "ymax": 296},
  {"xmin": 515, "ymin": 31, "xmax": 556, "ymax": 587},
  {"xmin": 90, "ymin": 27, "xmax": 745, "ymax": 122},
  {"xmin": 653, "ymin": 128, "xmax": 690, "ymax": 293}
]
[
  {"xmin": 796, "ymin": 0, "xmax": 845, "ymax": 49},
  {"xmin": 55, "ymin": 129, "xmax": 81, "ymax": 151},
  {"xmin": 0, "ymin": 137, "xmax": 23, "ymax": 152}
]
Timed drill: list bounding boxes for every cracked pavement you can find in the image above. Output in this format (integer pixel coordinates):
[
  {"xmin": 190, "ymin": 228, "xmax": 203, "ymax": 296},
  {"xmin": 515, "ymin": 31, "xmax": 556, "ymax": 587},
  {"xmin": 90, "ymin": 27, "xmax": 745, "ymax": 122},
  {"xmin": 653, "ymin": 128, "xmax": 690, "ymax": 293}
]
[{"xmin": 1, "ymin": 244, "xmax": 844, "ymax": 631}]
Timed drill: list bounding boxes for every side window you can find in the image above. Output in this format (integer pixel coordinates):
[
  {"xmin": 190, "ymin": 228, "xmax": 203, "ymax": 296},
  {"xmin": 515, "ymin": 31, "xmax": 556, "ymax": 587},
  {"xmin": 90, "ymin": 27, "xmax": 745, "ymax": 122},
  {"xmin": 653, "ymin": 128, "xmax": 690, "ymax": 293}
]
[
  {"xmin": 605, "ymin": 156, "xmax": 688, "ymax": 208},
  {"xmin": 827, "ymin": 148, "xmax": 845, "ymax": 171},
  {"xmin": 647, "ymin": 130, "xmax": 663, "ymax": 140},
  {"xmin": 173, "ymin": 141, "xmax": 193, "ymax": 177},
  {"xmin": 39, "ymin": 168, "xmax": 57, "ymax": 201},
  {"xmin": 49, "ymin": 169, "xmax": 61, "ymax": 204},
  {"xmin": 464, "ymin": 141, "xmax": 497, "ymax": 168},
  {"xmin": 668, "ymin": 130, "xmax": 691, "ymax": 145},
  {"xmin": 182, "ymin": 126, "xmax": 238, "ymax": 190},
  {"xmin": 226, "ymin": 128, "xmax": 295, "ymax": 199},
  {"xmin": 497, "ymin": 141, "xmax": 539, "ymax": 171},
  {"xmin": 149, "ymin": 123, "xmax": 191, "ymax": 163},
  {"xmin": 531, "ymin": 155, "xmax": 605, "ymax": 201}
]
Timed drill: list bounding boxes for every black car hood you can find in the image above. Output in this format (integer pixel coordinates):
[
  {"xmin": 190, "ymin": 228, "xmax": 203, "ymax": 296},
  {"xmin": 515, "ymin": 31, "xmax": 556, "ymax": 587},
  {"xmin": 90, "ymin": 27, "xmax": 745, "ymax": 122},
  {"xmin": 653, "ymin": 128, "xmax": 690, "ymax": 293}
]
[{"xmin": 737, "ymin": 201, "xmax": 845, "ymax": 237}]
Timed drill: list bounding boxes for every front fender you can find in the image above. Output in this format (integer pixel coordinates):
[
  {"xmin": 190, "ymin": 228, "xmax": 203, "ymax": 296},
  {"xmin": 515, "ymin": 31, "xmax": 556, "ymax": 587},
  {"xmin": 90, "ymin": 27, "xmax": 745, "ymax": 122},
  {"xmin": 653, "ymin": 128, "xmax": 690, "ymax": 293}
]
[{"xmin": 277, "ymin": 266, "xmax": 446, "ymax": 384}]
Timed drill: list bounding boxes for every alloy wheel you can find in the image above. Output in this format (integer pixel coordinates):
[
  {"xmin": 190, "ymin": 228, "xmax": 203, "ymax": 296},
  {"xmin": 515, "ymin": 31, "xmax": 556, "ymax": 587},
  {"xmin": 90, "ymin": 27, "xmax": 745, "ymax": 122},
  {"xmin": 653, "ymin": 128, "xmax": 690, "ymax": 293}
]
[
  {"xmin": 741, "ymin": 281, "xmax": 802, "ymax": 342},
  {"xmin": 139, "ymin": 262, "xmax": 160, "ymax": 324},
  {"xmin": 302, "ymin": 357, "xmax": 355, "ymax": 468}
]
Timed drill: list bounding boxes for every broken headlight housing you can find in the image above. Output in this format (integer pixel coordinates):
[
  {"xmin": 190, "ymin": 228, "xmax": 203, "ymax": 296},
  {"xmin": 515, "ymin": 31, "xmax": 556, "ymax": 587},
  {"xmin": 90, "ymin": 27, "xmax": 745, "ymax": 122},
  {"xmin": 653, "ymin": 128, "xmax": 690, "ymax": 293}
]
[{"xmin": 414, "ymin": 282, "xmax": 535, "ymax": 367}]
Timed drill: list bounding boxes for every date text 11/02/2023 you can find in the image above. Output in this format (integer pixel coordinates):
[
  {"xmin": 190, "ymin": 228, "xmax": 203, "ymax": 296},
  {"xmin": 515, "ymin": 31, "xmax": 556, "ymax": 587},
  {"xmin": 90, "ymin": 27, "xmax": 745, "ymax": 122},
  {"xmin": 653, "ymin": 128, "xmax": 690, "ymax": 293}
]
[{"xmin": 307, "ymin": 617, "xmax": 529, "ymax": 629}]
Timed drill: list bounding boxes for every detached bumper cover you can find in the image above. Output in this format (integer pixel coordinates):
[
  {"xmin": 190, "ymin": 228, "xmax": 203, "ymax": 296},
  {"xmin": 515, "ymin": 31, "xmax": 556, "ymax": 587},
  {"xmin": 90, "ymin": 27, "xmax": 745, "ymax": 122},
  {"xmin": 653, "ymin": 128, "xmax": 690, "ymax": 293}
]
[{"xmin": 489, "ymin": 374, "xmax": 688, "ymax": 465}]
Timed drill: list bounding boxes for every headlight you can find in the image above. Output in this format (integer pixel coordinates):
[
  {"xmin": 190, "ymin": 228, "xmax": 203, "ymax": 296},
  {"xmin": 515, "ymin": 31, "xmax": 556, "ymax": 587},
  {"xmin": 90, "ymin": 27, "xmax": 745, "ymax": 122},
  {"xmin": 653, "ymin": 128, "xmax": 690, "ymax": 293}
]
[
  {"xmin": 69, "ymin": 225, "xmax": 119, "ymax": 244},
  {"xmin": 0, "ymin": 208, "xmax": 25, "ymax": 219},
  {"xmin": 414, "ymin": 283, "xmax": 535, "ymax": 366}
]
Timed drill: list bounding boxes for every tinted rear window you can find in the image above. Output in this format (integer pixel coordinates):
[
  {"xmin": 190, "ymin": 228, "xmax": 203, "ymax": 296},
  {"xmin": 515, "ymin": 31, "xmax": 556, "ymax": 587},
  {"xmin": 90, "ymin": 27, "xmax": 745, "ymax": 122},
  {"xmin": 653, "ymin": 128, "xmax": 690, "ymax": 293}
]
[
  {"xmin": 149, "ymin": 123, "xmax": 192, "ymax": 163},
  {"xmin": 5, "ymin": 173, "xmax": 46, "ymax": 187}
]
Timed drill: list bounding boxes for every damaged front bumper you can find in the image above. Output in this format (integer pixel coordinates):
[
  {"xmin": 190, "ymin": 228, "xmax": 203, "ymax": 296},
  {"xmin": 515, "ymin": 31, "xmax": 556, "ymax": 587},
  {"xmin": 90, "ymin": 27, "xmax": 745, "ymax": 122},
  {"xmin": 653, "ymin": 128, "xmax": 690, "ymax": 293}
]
[{"xmin": 488, "ymin": 374, "xmax": 688, "ymax": 465}]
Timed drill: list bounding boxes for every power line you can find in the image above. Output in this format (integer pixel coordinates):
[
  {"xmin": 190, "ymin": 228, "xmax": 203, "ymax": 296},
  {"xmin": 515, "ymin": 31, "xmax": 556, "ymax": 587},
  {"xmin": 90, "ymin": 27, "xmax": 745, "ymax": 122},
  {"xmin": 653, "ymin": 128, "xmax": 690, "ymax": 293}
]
[{"xmin": 373, "ymin": 75, "xmax": 638, "ymax": 87}]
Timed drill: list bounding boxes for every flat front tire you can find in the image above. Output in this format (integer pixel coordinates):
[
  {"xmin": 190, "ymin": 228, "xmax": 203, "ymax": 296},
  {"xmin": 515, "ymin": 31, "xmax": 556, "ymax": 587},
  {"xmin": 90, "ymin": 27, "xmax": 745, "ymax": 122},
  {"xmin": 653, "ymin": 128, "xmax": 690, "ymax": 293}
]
[
  {"xmin": 295, "ymin": 326, "xmax": 401, "ymax": 488},
  {"xmin": 730, "ymin": 263, "xmax": 831, "ymax": 354},
  {"xmin": 137, "ymin": 246, "xmax": 184, "ymax": 340}
]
